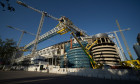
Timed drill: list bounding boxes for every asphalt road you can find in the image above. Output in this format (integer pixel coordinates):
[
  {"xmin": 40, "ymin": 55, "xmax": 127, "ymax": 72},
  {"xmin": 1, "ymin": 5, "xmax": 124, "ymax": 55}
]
[{"xmin": 0, "ymin": 71, "xmax": 140, "ymax": 84}]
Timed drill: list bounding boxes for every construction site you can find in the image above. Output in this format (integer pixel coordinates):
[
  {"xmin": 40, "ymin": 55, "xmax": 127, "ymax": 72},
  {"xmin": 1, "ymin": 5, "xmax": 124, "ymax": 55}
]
[{"xmin": 1, "ymin": 0, "xmax": 140, "ymax": 81}]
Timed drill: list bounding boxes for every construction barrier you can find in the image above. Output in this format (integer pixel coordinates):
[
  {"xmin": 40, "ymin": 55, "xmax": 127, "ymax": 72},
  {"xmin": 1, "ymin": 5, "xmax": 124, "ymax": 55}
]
[{"xmin": 49, "ymin": 68, "xmax": 140, "ymax": 80}]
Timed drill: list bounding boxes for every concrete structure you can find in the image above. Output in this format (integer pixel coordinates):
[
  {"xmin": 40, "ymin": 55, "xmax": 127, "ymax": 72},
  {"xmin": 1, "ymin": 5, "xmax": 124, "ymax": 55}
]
[
  {"xmin": 16, "ymin": 33, "xmax": 121, "ymax": 67},
  {"xmin": 48, "ymin": 68, "xmax": 139, "ymax": 80},
  {"xmin": 91, "ymin": 33, "xmax": 121, "ymax": 66}
]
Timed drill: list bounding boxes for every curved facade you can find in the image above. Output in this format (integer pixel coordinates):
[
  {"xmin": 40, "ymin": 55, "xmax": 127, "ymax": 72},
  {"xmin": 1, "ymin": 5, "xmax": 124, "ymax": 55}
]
[
  {"xmin": 66, "ymin": 42, "xmax": 91, "ymax": 68},
  {"xmin": 91, "ymin": 33, "xmax": 121, "ymax": 66}
]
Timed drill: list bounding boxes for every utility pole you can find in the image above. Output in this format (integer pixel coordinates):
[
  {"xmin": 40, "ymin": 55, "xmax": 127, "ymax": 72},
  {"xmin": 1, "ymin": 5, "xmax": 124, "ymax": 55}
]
[{"xmin": 116, "ymin": 20, "xmax": 133, "ymax": 60}]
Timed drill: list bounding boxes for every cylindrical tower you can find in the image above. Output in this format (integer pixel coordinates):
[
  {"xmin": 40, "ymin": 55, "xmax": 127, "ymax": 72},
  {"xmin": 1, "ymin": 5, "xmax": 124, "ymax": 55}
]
[
  {"xmin": 65, "ymin": 41, "xmax": 91, "ymax": 68},
  {"xmin": 91, "ymin": 33, "xmax": 121, "ymax": 66}
]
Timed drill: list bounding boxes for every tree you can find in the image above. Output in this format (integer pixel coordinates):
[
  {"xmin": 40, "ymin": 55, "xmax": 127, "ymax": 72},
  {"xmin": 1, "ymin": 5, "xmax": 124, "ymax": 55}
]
[
  {"xmin": 0, "ymin": 38, "xmax": 4, "ymax": 65},
  {"xmin": 0, "ymin": 38, "xmax": 17, "ymax": 65},
  {"xmin": 0, "ymin": 0, "xmax": 15, "ymax": 12}
]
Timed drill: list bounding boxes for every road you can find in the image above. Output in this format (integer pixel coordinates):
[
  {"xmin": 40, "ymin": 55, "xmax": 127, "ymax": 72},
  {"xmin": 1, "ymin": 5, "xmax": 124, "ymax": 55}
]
[{"xmin": 0, "ymin": 71, "xmax": 140, "ymax": 84}]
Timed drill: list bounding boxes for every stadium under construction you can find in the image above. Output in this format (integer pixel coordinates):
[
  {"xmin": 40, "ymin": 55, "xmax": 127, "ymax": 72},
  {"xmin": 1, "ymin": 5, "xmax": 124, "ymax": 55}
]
[
  {"xmin": 7, "ymin": 1, "xmax": 140, "ymax": 80},
  {"xmin": 16, "ymin": 33, "xmax": 121, "ymax": 68}
]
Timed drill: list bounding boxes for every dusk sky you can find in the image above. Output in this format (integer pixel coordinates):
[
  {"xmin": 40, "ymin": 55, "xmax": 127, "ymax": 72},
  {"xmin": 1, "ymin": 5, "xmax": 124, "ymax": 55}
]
[{"xmin": 0, "ymin": 0, "xmax": 140, "ymax": 59}]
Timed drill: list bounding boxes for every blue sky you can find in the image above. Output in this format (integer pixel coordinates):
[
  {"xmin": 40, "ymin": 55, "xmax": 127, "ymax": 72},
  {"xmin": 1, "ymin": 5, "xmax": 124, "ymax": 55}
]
[{"xmin": 0, "ymin": 0, "xmax": 140, "ymax": 59}]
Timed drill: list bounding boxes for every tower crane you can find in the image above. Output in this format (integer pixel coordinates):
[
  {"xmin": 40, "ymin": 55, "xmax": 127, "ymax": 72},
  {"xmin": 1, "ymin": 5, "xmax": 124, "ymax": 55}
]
[
  {"xmin": 16, "ymin": 0, "xmax": 140, "ymax": 69},
  {"xmin": 17, "ymin": 0, "xmax": 57, "ymax": 57},
  {"xmin": 116, "ymin": 20, "xmax": 133, "ymax": 60},
  {"xmin": 7, "ymin": 25, "xmax": 35, "ymax": 64},
  {"xmin": 7, "ymin": 25, "xmax": 35, "ymax": 48},
  {"xmin": 106, "ymin": 28, "xmax": 130, "ymax": 61},
  {"xmin": 115, "ymin": 20, "xmax": 140, "ymax": 69},
  {"xmin": 16, "ymin": 1, "xmax": 101, "ymax": 69},
  {"xmin": 16, "ymin": 0, "xmax": 88, "ymax": 58}
]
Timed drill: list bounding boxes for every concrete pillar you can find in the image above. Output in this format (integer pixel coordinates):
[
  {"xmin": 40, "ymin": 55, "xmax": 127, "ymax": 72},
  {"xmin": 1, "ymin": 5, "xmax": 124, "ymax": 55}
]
[
  {"xmin": 104, "ymin": 38, "xmax": 106, "ymax": 43},
  {"xmin": 55, "ymin": 57, "xmax": 56, "ymax": 66},
  {"xmin": 61, "ymin": 49, "xmax": 64, "ymax": 55},
  {"xmin": 108, "ymin": 38, "xmax": 111, "ymax": 43},
  {"xmin": 100, "ymin": 38, "xmax": 102, "ymax": 43},
  {"xmin": 52, "ymin": 57, "xmax": 53, "ymax": 65},
  {"xmin": 49, "ymin": 58, "xmax": 51, "ymax": 65}
]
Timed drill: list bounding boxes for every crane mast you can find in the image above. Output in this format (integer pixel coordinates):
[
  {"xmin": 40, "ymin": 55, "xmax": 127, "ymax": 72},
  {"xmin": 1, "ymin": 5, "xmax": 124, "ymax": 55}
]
[
  {"xmin": 106, "ymin": 28, "xmax": 130, "ymax": 61},
  {"xmin": 116, "ymin": 20, "xmax": 133, "ymax": 60},
  {"xmin": 113, "ymin": 32, "xmax": 127, "ymax": 61},
  {"xmin": 17, "ymin": 0, "xmax": 59, "ymax": 57},
  {"xmin": 31, "ymin": 12, "xmax": 46, "ymax": 57}
]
